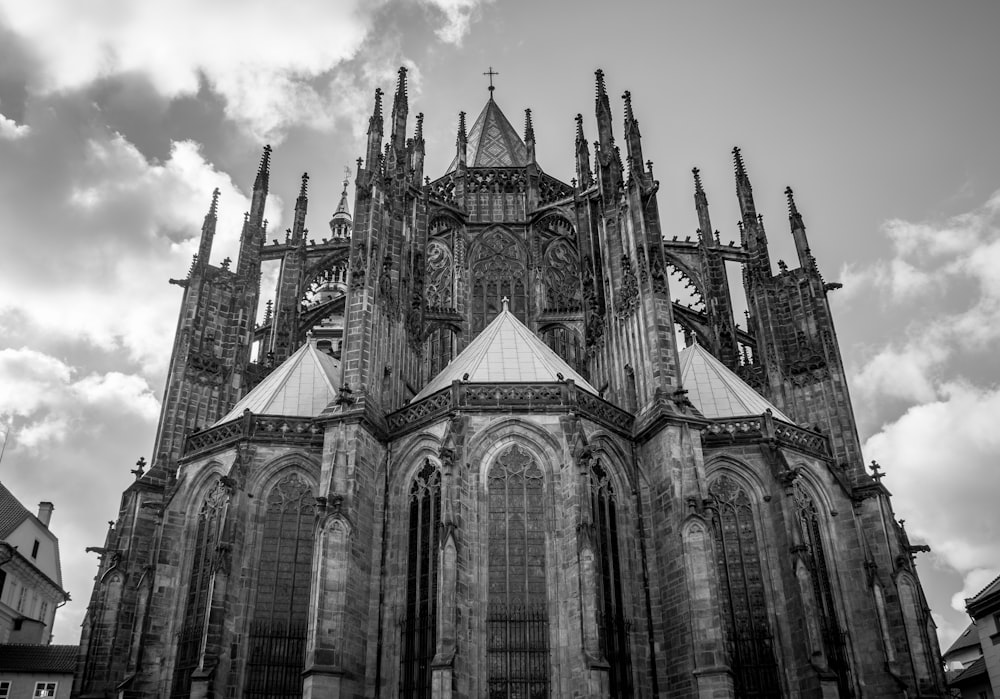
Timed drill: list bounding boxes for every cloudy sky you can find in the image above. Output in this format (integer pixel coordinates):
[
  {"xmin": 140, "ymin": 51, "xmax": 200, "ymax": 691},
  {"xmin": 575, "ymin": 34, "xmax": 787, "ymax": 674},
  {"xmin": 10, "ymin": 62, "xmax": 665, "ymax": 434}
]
[{"xmin": 0, "ymin": 0, "xmax": 997, "ymax": 650}]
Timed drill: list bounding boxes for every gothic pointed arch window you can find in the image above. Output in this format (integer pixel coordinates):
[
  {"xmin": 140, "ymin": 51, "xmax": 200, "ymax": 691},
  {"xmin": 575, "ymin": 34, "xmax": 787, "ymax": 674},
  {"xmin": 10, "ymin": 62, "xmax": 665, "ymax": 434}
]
[
  {"xmin": 541, "ymin": 325, "xmax": 583, "ymax": 375},
  {"xmin": 791, "ymin": 480, "xmax": 851, "ymax": 697},
  {"xmin": 171, "ymin": 478, "xmax": 228, "ymax": 698},
  {"xmin": 245, "ymin": 472, "xmax": 316, "ymax": 698},
  {"xmin": 487, "ymin": 445, "xmax": 549, "ymax": 699},
  {"xmin": 471, "ymin": 228, "xmax": 527, "ymax": 333},
  {"xmin": 590, "ymin": 460, "xmax": 632, "ymax": 696},
  {"xmin": 400, "ymin": 460, "xmax": 441, "ymax": 698},
  {"xmin": 707, "ymin": 474, "xmax": 782, "ymax": 698}
]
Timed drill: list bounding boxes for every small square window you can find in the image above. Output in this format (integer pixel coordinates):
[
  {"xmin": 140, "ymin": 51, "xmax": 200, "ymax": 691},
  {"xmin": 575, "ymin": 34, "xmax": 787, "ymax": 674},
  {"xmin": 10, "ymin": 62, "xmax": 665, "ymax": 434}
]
[
  {"xmin": 0, "ymin": 680, "xmax": 11, "ymax": 699},
  {"xmin": 33, "ymin": 682, "xmax": 57, "ymax": 697}
]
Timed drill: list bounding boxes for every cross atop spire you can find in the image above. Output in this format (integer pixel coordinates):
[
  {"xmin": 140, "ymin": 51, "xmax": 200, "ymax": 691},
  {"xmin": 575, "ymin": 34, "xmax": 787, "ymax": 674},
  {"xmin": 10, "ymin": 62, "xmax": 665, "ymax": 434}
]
[{"xmin": 484, "ymin": 66, "xmax": 499, "ymax": 94}]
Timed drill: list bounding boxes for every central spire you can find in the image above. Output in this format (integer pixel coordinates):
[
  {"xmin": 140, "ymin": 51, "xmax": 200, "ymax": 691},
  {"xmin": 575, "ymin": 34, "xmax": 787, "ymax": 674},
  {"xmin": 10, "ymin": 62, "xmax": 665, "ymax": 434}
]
[{"xmin": 445, "ymin": 89, "xmax": 528, "ymax": 172}]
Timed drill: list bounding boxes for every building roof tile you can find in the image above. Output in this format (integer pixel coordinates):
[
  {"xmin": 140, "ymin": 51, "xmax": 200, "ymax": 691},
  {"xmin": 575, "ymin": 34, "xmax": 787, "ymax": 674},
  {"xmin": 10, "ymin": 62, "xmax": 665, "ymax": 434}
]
[
  {"xmin": 678, "ymin": 342, "xmax": 792, "ymax": 421},
  {"xmin": 0, "ymin": 644, "xmax": 77, "ymax": 673}
]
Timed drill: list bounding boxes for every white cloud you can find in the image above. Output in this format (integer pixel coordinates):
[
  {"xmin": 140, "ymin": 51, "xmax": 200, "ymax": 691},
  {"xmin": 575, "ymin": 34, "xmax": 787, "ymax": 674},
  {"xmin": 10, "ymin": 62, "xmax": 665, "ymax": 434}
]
[
  {"xmin": 0, "ymin": 133, "xmax": 279, "ymax": 375},
  {"xmin": 865, "ymin": 382, "xmax": 1000, "ymax": 618},
  {"xmin": 0, "ymin": 0, "xmax": 489, "ymax": 140},
  {"xmin": 849, "ymin": 189, "xmax": 1000, "ymax": 407},
  {"xmin": 0, "ymin": 347, "xmax": 160, "ymax": 454},
  {"xmin": 0, "ymin": 112, "xmax": 29, "ymax": 139}
]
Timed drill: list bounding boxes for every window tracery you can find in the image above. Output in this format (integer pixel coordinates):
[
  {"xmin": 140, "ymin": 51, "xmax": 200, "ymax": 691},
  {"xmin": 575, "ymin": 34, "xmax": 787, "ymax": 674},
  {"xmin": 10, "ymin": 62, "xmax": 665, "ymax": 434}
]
[
  {"xmin": 542, "ymin": 239, "xmax": 582, "ymax": 312},
  {"xmin": 792, "ymin": 480, "xmax": 851, "ymax": 696},
  {"xmin": 707, "ymin": 474, "xmax": 781, "ymax": 698},
  {"xmin": 471, "ymin": 229, "xmax": 527, "ymax": 332},
  {"xmin": 487, "ymin": 445, "xmax": 549, "ymax": 699},
  {"xmin": 400, "ymin": 461, "xmax": 441, "ymax": 698},
  {"xmin": 245, "ymin": 472, "xmax": 316, "ymax": 698},
  {"xmin": 171, "ymin": 478, "xmax": 227, "ymax": 698},
  {"xmin": 424, "ymin": 239, "xmax": 454, "ymax": 311},
  {"xmin": 590, "ymin": 461, "xmax": 632, "ymax": 696}
]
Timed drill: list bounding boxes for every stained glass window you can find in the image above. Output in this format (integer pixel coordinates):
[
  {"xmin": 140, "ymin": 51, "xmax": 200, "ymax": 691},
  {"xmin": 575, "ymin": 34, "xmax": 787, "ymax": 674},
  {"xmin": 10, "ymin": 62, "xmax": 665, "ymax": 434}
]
[
  {"xmin": 400, "ymin": 461, "xmax": 441, "ymax": 698},
  {"xmin": 590, "ymin": 461, "xmax": 632, "ymax": 696},
  {"xmin": 245, "ymin": 473, "xmax": 316, "ymax": 698},
  {"xmin": 171, "ymin": 478, "xmax": 227, "ymax": 698},
  {"xmin": 471, "ymin": 229, "xmax": 527, "ymax": 333},
  {"xmin": 708, "ymin": 475, "xmax": 782, "ymax": 697},
  {"xmin": 487, "ymin": 445, "xmax": 549, "ymax": 699},
  {"xmin": 792, "ymin": 480, "xmax": 851, "ymax": 697}
]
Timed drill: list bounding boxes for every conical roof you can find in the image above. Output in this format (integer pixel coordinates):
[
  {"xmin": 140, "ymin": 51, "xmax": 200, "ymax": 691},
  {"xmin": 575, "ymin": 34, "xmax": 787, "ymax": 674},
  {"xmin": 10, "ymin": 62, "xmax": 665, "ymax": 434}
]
[
  {"xmin": 214, "ymin": 339, "xmax": 341, "ymax": 424},
  {"xmin": 678, "ymin": 342, "xmax": 792, "ymax": 421},
  {"xmin": 447, "ymin": 96, "xmax": 528, "ymax": 172},
  {"xmin": 413, "ymin": 302, "xmax": 597, "ymax": 400}
]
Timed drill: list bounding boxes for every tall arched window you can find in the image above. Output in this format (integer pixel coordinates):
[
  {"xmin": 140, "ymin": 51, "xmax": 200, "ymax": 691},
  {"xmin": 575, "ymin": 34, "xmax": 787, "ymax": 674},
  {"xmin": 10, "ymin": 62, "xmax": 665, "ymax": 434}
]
[
  {"xmin": 171, "ymin": 478, "xmax": 227, "ymax": 698},
  {"xmin": 541, "ymin": 325, "xmax": 583, "ymax": 376},
  {"xmin": 400, "ymin": 461, "xmax": 441, "ymax": 698},
  {"xmin": 245, "ymin": 472, "xmax": 316, "ymax": 698},
  {"xmin": 487, "ymin": 445, "xmax": 548, "ymax": 698},
  {"xmin": 590, "ymin": 461, "xmax": 632, "ymax": 696},
  {"xmin": 424, "ymin": 325, "xmax": 458, "ymax": 382},
  {"xmin": 471, "ymin": 228, "xmax": 527, "ymax": 333},
  {"xmin": 708, "ymin": 475, "xmax": 781, "ymax": 698},
  {"xmin": 792, "ymin": 480, "xmax": 851, "ymax": 697}
]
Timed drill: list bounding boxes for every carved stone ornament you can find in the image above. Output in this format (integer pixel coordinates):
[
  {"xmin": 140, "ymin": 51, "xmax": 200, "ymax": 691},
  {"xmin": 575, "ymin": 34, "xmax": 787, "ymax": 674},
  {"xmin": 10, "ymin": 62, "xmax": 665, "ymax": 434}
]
[
  {"xmin": 424, "ymin": 239, "xmax": 454, "ymax": 310},
  {"xmin": 350, "ymin": 247, "xmax": 368, "ymax": 289},
  {"xmin": 543, "ymin": 239, "xmax": 583, "ymax": 312},
  {"xmin": 616, "ymin": 255, "xmax": 638, "ymax": 320}
]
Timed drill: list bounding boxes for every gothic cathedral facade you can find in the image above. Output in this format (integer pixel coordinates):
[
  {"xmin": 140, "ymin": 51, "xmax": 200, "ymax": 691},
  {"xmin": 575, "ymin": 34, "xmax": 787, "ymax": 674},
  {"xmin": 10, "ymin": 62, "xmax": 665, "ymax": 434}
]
[{"xmin": 75, "ymin": 69, "xmax": 946, "ymax": 698}]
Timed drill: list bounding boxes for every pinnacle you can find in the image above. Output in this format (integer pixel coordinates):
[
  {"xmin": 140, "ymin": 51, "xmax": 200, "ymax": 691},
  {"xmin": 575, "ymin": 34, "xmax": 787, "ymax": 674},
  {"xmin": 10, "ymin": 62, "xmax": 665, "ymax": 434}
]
[
  {"xmin": 575, "ymin": 113, "xmax": 584, "ymax": 140},
  {"xmin": 415, "ymin": 112, "xmax": 424, "ymax": 140},
  {"xmin": 623, "ymin": 90, "xmax": 634, "ymax": 123},
  {"xmin": 692, "ymin": 167, "xmax": 704, "ymax": 194},
  {"xmin": 524, "ymin": 108, "xmax": 534, "ymax": 141},
  {"xmin": 298, "ymin": 172, "xmax": 309, "ymax": 199},
  {"xmin": 785, "ymin": 186, "xmax": 799, "ymax": 216},
  {"xmin": 732, "ymin": 146, "xmax": 747, "ymax": 179},
  {"xmin": 208, "ymin": 187, "xmax": 220, "ymax": 217}
]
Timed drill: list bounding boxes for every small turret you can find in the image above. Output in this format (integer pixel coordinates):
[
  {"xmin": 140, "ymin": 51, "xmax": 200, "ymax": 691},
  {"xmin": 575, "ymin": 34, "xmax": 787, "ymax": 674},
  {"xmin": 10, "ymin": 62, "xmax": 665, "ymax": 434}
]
[
  {"xmin": 329, "ymin": 169, "xmax": 353, "ymax": 239},
  {"xmin": 594, "ymin": 70, "xmax": 622, "ymax": 202},
  {"xmin": 412, "ymin": 112, "xmax": 425, "ymax": 185},
  {"xmin": 785, "ymin": 186, "xmax": 813, "ymax": 270},
  {"xmin": 455, "ymin": 111, "xmax": 468, "ymax": 170},
  {"xmin": 575, "ymin": 114, "xmax": 592, "ymax": 189},
  {"xmin": 733, "ymin": 147, "xmax": 771, "ymax": 276},
  {"xmin": 238, "ymin": 145, "xmax": 271, "ymax": 280},
  {"xmin": 622, "ymin": 91, "xmax": 645, "ymax": 186},
  {"xmin": 692, "ymin": 168, "xmax": 712, "ymax": 245},
  {"xmin": 197, "ymin": 188, "xmax": 220, "ymax": 270},
  {"xmin": 290, "ymin": 173, "xmax": 309, "ymax": 243},
  {"xmin": 389, "ymin": 67, "xmax": 409, "ymax": 160},
  {"xmin": 365, "ymin": 88, "xmax": 384, "ymax": 172}
]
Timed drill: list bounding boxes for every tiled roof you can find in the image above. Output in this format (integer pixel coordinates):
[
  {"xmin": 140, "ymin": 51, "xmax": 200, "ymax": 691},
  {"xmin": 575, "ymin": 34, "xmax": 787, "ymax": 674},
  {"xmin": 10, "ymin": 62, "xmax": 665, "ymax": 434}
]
[
  {"xmin": 447, "ymin": 96, "xmax": 528, "ymax": 172},
  {"xmin": 678, "ymin": 342, "xmax": 792, "ymax": 422},
  {"xmin": 214, "ymin": 339, "xmax": 341, "ymax": 424},
  {"xmin": 969, "ymin": 572, "xmax": 1000, "ymax": 603},
  {"xmin": 949, "ymin": 655, "xmax": 987, "ymax": 686},
  {"xmin": 0, "ymin": 481, "xmax": 32, "ymax": 538},
  {"xmin": 0, "ymin": 644, "xmax": 77, "ymax": 673},
  {"xmin": 413, "ymin": 304, "xmax": 597, "ymax": 401},
  {"xmin": 944, "ymin": 622, "xmax": 982, "ymax": 655}
]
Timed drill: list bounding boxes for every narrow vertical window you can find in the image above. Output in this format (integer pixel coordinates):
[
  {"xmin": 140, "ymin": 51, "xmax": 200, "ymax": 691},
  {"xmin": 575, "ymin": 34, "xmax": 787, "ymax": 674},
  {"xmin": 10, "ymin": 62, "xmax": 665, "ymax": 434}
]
[
  {"xmin": 792, "ymin": 481, "xmax": 851, "ymax": 697},
  {"xmin": 487, "ymin": 445, "xmax": 549, "ymax": 699},
  {"xmin": 245, "ymin": 472, "xmax": 316, "ymax": 698},
  {"xmin": 708, "ymin": 475, "xmax": 782, "ymax": 698},
  {"xmin": 400, "ymin": 461, "xmax": 441, "ymax": 698},
  {"xmin": 171, "ymin": 479, "xmax": 227, "ymax": 698},
  {"xmin": 590, "ymin": 461, "xmax": 632, "ymax": 696}
]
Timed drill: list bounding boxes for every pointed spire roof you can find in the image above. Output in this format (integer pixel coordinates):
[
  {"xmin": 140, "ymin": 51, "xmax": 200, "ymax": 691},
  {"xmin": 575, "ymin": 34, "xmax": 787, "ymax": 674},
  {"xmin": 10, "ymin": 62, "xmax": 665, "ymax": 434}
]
[
  {"xmin": 330, "ymin": 170, "xmax": 352, "ymax": 225},
  {"xmin": 413, "ymin": 302, "xmax": 597, "ymax": 401},
  {"xmin": 214, "ymin": 339, "xmax": 341, "ymax": 424},
  {"xmin": 446, "ymin": 96, "xmax": 528, "ymax": 172},
  {"xmin": 679, "ymin": 342, "xmax": 792, "ymax": 421}
]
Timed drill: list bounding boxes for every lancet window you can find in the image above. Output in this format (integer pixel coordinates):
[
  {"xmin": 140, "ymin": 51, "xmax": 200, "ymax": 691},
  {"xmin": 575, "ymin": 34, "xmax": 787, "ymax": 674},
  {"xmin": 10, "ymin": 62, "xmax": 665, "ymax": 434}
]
[
  {"xmin": 487, "ymin": 445, "xmax": 549, "ymax": 699},
  {"xmin": 590, "ymin": 461, "xmax": 632, "ymax": 696},
  {"xmin": 171, "ymin": 478, "xmax": 228, "ymax": 698},
  {"xmin": 541, "ymin": 325, "xmax": 583, "ymax": 375},
  {"xmin": 424, "ymin": 325, "xmax": 458, "ymax": 381},
  {"xmin": 400, "ymin": 461, "xmax": 441, "ymax": 698},
  {"xmin": 792, "ymin": 480, "xmax": 851, "ymax": 696},
  {"xmin": 707, "ymin": 475, "xmax": 781, "ymax": 698},
  {"xmin": 471, "ymin": 228, "xmax": 527, "ymax": 333},
  {"xmin": 245, "ymin": 472, "xmax": 316, "ymax": 698}
]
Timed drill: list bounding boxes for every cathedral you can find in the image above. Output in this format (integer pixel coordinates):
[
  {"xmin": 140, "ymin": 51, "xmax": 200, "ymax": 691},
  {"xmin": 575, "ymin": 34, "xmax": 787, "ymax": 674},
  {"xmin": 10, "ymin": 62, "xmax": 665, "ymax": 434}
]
[{"xmin": 74, "ymin": 68, "xmax": 947, "ymax": 698}]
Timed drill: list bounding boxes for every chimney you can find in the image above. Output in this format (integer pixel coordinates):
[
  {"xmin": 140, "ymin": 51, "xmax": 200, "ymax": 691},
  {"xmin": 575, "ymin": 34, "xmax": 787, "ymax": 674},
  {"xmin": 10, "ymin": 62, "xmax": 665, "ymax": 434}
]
[{"xmin": 37, "ymin": 502, "xmax": 53, "ymax": 527}]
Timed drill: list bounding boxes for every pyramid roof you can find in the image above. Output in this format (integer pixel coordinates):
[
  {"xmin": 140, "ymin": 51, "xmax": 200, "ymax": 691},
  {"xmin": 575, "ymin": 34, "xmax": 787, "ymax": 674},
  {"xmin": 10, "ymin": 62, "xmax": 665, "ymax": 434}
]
[
  {"xmin": 413, "ymin": 303, "xmax": 597, "ymax": 401},
  {"xmin": 447, "ymin": 96, "xmax": 528, "ymax": 172},
  {"xmin": 679, "ymin": 342, "xmax": 792, "ymax": 422},
  {"xmin": 215, "ymin": 339, "xmax": 341, "ymax": 424}
]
